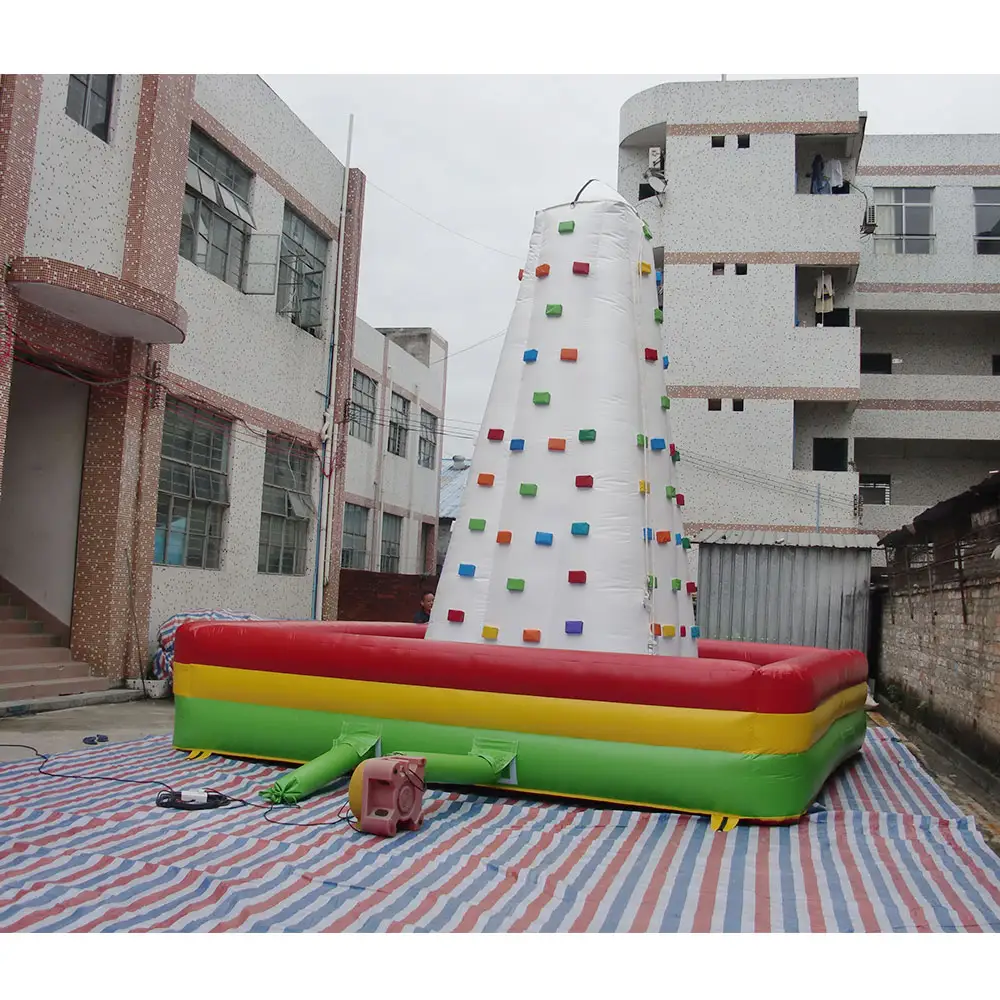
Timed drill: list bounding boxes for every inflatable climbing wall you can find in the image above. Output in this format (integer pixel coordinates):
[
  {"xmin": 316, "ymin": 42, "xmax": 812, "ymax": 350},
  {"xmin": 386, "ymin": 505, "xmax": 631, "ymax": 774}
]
[{"xmin": 428, "ymin": 191, "xmax": 698, "ymax": 656}]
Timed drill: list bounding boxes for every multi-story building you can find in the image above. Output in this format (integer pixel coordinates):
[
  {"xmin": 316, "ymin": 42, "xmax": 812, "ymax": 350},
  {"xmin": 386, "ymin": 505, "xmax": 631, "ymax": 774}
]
[
  {"xmin": 618, "ymin": 77, "xmax": 1000, "ymax": 574},
  {"xmin": 0, "ymin": 74, "xmax": 441, "ymax": 707},
  {"xmin": 340, "ymin": 320, "xmax": 447, "ymax": 576}
]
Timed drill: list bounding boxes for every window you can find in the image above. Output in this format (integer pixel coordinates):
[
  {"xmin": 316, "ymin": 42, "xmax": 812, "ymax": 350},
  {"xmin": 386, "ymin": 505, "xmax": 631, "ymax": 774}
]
[
  {"xmin": 708, "ymin": 398, "xmax": 722, "ymax": 411},
  {"xmin": 66, "ymin": 75, "xmax": 114, "ymax": 140},
  {"xmin": 258, "ymin": 434, "xmax": 314, "ymax": 576},
  {"xmin": 993, "ymin": 355, "xmax": 1000, "ymax": 376},
  {"xmin": 737, "ymin": 134, "xmax": 750, "ymax": 149},
  {"xmin": 180, "ymin": 129, "xmax": 255, "ymax": 288},
  {"xmin": 860, "ymin": 352, "xmax": 893, "ymax": 374},
  {"xmin": 381, "ymin": 513, "xmax": 403, "ymax": 573},
  {"xmin": 341, "ymin": 503, "xmax": 369, "ymax": 569},
  {"xmin": 712, "ymin": 262, "xmax": 725, "ymax": 276},
  {"xmin": 859, "ymin": 474, "xmax": 891, "ymax": 506},
  {"xmin": 874, "ymin": 188, "xmax": 934, "ymax": 255},
  {"xmin": 974, "ymin": 188, "xmax": 1000, "ymax": 255},
  {"xmin": 278, "ymin": 206, "xmax": 328, "ymax": 334},
  {"xmin": 735, "ymin": 262, "xmax": 748, "ymax": 275},
  {"xmin": 418, "ymin": 410, "xmax": 438, "ymax": 469},
  {"xmin": 711, "ymin": 136, "xmax": 725, "ymax": 148},
  {"xmin": 420, "ymin": 522, "xmax": 434, "ymax": 574},
  {"xmin": 388, "ymin": 392, "xmax": 410, "ymax": 457},
  {"xmin": 155, "ymin": 398, "xmax": 230, "ymax": 569},
  {"xmin": 732, "ymin": 398, "xmax": 744, "ymax": 411},
  {"xmin": 349, "ymin": 371, "xmax": 377, "ymax": 443},
  {"xmin": 813, "ymin": 437, "xmax": 849, "ymax": 472}
]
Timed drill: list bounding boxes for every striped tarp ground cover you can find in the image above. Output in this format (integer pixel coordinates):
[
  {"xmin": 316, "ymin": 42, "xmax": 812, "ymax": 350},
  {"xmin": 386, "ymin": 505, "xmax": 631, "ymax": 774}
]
[{"xmin": 0, "ymin": 727, "xmax": 997, "ymax": 932}]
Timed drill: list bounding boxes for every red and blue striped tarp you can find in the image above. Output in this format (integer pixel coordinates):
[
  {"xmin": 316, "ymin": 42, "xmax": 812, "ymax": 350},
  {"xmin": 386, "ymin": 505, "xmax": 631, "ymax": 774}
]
[{"xmin": 0, "ymin": 726, "xmax": 998, "ymax": 932}]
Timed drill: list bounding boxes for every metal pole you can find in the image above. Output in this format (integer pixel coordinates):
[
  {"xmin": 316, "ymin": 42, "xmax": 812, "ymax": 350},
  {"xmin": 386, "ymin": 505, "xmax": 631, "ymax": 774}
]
[
  {"xmin": 815, "ymin": 483, "xmax": 821, "ymax": 530},
  {"xmin": 315, "ymin": 113, "xmax": 354, "ymax": 615}
]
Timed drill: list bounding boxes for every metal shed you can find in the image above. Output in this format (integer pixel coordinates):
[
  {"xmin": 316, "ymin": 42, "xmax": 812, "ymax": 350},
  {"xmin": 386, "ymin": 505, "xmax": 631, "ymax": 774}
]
[{"xmin": 695, "ymin": 530, "xmax": 878, "ymax": 652}]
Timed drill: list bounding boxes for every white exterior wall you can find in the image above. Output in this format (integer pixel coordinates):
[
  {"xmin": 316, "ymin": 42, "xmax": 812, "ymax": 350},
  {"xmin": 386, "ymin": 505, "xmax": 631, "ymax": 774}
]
[
  {"xmin": 23, "ymin": 74, "xmax": 142, "ymax": 276},
  {"xmin": 343, "ymin": 319, "xmax": 447, "ymax": 574},
  {"xmin": 618, "ymin": 77, "xmax": 1000, "ymax": 556},
  {"xmin": 0, "ymin": 363, "xmax": 89, "ymax": 625},
  {"xmin": 150, "ymin": 75, "xmax": 345, "ymax": 637}
]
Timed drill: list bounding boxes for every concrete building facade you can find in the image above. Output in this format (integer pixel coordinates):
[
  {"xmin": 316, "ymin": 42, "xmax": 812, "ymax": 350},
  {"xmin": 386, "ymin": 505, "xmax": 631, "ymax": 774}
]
[
  {"xmin": 618, "ymin": 77, "xmax": 1000, "ymax": 574},
  {"xmin": 341, "ymin": 319, "xmax": 447, "ymax": 576},
  {"xmin": 0, "ymin": 73, "xmax": 394, "ymax": 705}
]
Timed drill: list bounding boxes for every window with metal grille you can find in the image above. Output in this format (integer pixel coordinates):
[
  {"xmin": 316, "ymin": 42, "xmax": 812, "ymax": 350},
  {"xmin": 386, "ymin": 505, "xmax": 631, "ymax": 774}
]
[
  {"xmin": 179, "ymin": 129, "xmax": 255, "ymax": 288},
  {"xmin": 388, "ymin": 392, "xmax": 410, "ymax": 457},
  {"xmin": 258, "ymin": 434, "xmax": 315, "ymax": 576},
  {"xmin": 341, "ymin": 503, "xmax": 370, "ymax": 569},
  {"xmin": 155, "ymin": 398, "xmax": 231, "ymax": 569},
  {"xmin": 874, "ymin": 188, "xmax": 934, "ymax": 255},
  {"xmin": 66, "ymin": 75, "xmax": 114, "ymax": 141},
  {"xmin": 974, "ymin": 188, "xmax": 1000, "ymax": 255},
  {"xmin": 859, "ymin": 474, "xmax": 891, "ymax": 506},
  {"xmin": 381, "ymin": 513, "xmax": 403, "ymax": 573},
  {"xmin": 418, "ymin": 409, "xmax": 438, "ymax": 469},
  {"xmin": 278, "ymin": 205, "xmax": 328, "ymax": 335},
  {"xmin": 349, "ymin": 371, "xmax": 377, "ymax": 443}
]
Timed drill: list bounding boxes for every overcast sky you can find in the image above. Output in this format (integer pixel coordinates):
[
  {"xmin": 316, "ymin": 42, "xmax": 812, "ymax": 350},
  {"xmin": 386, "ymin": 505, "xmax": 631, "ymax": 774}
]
[{"xmin": 263, "ymin": 74, "xmax": 1000, "ymax": 460}]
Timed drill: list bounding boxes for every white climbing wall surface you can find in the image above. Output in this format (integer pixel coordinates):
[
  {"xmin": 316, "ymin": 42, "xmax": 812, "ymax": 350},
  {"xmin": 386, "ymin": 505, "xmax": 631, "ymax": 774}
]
[{"xmin": 427, "ymin": 190, "xmax": 698, "ymax": 657}]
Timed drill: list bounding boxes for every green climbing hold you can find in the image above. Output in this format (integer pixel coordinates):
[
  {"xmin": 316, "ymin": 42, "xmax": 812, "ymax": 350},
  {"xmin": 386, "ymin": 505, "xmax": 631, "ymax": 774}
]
[
  {"xmin": 654, "ymin": 308, "xmax": 663, "ymax": 324},
  {"xmin": 533, "ymin": 391, "xmax": 551, "ymax": 405},
  {"xmin": 637, "ymin": 434, "xmax": 648, "ymax": 448},
  {"xmin": 558, "ymin": 221, "xmax": 575, "ymax": 234},
  {"xmin": 507, "ymin": 578, "xmax": 525, "ymax": 592},
  {"xmin": 579, "ymin": 428, "xmax": 597, "ymax": 442},
  {"xmin": 519, "ymin": 483, "xmax": 538, "ymax": 497},
  {"xmin": 546, "ymin": 304, "xmax": 563, "ymax": 317},
  {"xmin": 469, "ymin": 518, "xmax": 486, "ymax": 532},
  {"xmin": 661, "ymin": 395, "xmax": 671, "ymax": 410}
]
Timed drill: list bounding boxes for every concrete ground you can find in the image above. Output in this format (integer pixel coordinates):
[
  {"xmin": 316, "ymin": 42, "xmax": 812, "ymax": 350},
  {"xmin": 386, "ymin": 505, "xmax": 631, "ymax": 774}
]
[
  {"xmin": 0, "ymin": 701, "xmax": 174, "ymax": 760},
  {"xmin": 1, "ymin": 699, "xmax": 998, "ymax": 858}
]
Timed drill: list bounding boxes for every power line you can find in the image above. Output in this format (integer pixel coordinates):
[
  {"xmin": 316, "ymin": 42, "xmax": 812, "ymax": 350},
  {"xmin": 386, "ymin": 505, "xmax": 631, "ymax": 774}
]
[{"xmin": 366, "ymin": 180, "xmax": 523, "ymax": 261}]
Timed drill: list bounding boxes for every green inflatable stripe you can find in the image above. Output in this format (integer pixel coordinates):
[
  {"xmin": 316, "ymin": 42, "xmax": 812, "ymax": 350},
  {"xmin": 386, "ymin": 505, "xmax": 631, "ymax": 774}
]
[{"xmin": 174, "ymin": 697, "xmax": 866, "ymax": 819}]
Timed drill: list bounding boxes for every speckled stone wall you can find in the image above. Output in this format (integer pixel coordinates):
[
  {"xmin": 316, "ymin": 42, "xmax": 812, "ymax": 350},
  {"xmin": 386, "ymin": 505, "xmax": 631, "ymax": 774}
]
[
  {"xmin": 22, "ymin": 75, "xmax": 141, "ymax": 277},
  {"xmin": 70, "ymin": 75, "xmax": 194, "ymax": 681},
  {"xmin": 0, "ymin": 75, "xmax": 43, "ymax": 507}
]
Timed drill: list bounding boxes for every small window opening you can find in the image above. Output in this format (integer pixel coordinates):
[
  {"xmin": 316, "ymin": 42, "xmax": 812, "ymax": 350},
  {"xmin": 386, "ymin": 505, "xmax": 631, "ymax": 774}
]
[
  {"xmin": 737, "ymin": 134, "xmax": 750, "ymax": 149},
  {"xmin": 992, "ymin": 355, "xmax": 1000, "ymax": 375},
  {"xmin": 712, "ymin": 262, "xmax": 725, "ymax": 276},
  {"xmin": 711, "ymin": 135, "xmax": 725, "ymax": 148},
  {"xmin": 708, "ymin": 398, "xmax": 722, "ymax": 411},
  {"xmin": 735, "ymin": 262, "xmax": 748, "ymax": 275},
  {"xmin": 732, "ymin": 399, "xmax": 744, "ymax": 411}
]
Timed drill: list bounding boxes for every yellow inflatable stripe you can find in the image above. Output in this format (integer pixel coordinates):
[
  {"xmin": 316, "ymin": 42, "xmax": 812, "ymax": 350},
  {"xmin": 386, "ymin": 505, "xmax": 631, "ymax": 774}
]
[{"xmin": 173, "ymin": 661, "xmax": 866, "ymax": 756}]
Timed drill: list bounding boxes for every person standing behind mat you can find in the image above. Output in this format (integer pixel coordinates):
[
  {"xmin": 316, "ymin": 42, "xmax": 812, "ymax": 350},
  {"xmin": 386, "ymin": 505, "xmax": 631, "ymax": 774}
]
[{"xmin": 413, "ymin": 592, "xmax": 435, "ymax": 624}]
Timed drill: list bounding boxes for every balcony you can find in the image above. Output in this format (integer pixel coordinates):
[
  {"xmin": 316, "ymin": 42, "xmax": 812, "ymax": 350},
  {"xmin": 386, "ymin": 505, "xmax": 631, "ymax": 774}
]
[{"xmin": 861, "ymin": 374, "xmax": 1000, "ymax": 405}]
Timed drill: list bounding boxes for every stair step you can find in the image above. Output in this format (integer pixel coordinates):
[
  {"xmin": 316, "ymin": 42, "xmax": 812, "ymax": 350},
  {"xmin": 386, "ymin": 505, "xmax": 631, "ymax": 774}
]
[
  {"xmin": 0, "ymin": 633, "xmax": 57, "ymax": 649},
  {"xmin": 0, "ymin": 605, "xmax": 27, "ymax": 620},
  {"xmin": 0, "ymin": 676, "xmax": 110, "ymax": 704},
  {"xmin": 0, "ymin": 662, "xmax": 91, "ymax": 685},
  {"xmin": 0, "ymin": 646, "xmax": 72, "ymax": 666},
  {"xmin": 0, "ymin": 686, "xmax": 142, "ymax": 718},
  {"xmin": 0, "ymin": 620, "xmax": 42, "ymax": 635}
]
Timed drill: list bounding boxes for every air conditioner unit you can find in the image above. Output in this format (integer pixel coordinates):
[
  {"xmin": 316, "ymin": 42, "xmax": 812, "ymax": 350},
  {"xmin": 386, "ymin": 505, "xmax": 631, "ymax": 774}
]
[{"xmin": 648, "ymin": 147, "xmax": 663, "ymax": 170}]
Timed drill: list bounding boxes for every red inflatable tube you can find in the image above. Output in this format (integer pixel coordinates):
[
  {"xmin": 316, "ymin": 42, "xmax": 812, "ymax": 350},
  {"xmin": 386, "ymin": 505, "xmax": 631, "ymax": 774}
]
[{"xmin": 174, "ymin": 620, "xmax": 867, "ymax": 715}]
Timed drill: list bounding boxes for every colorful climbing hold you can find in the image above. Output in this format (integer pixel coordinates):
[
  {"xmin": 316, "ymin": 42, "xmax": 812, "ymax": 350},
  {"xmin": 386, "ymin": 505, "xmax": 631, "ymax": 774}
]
[
  {"xmin": 572, "ymin": 261, "xmax": 590, "ymax": 275},
  {"xmin": 533, "ymin": 391, "xmax": 551, "ymax": 405},
  {"xmin": 458, "ymin": 563, "xmax": 476, "ymax": 578},
  {"xmin": 510, "ymin": 438, "xmax": 525, "ymax": 452},
  {"xmin": 644, "ymin": 347, "xmax": 658, "ymax": 362},
  {"xmin": 535, "ymin": 263, "xmax": 551, "ymax": 278},
  {"xmin": 523, "ymin": 348, "xmax": 538, "ymax": 363},
  {"xmin": 642, "ymin": 527, "xmax": 653, "ymax": 541},
  {"xmin": 661, "ymin": 395, "xmax": 671, "ymax": 410},
  {"xmin": 676, "ymin": 493, "xmax": 685, "ymax": 506},
  {"xmin": 548, "ymin": 438, "xmax": 566, "ymax": 451},
  {"xmin": 654, "ymin": 308, "xmax": 663, "ymax": 324},
  {"xmin": 568, "ymin": 570, "xmax": 587, "ymax": 584},
  {"xmin": 487, "ymin": 428, "xmax": 504, "ymax": 441},
  {"xmin": 496, "ymin": 530, "xmax": 512, "ymax": 545},
  {"xmin": 519, "ymin": 483, "xmax": 538, "ymax": 497},
  {"xmin": 469, "ymin": 518, "xmax": 486, "ymax": 532},
  {"xmin": 639, "ymin": 261, "xmax": 652, "ymax": 276},
  {"xmin": 655, "ymin": 530, "xmax": 671, "ymax": 544},
  {"xmin": 650, "ymin": 438, "xmax": 666, "ymax": 451},
  {"xmin": 571, "ymin": 522, "xmax": 590, "ymax": 536},
  {"xmin": 560, "ymin": 347, "xmax": 578, "ymax": 362},
  {"xmin": 535, "ymin": 531, "xmax": 553, "ymax": 546},
  {"xmin": 565, "ymin": 620, "xmax": 584, "ymax": 635},
  {"xmin": 578, "ymin": 428, "xmax": 597, "ymax": 442},
  {"xmin": 687, "ymin": 581, "xmax": 697, "ymax": 594},
  {"xmin": 662, "ymin": 355, "xmax": 670, "ymax": 369},
  {"xmin": 637, "ymin": 434, "xmax": 648, "ymax": 448},
  {"xmin": 477, "ymin": 473, "xmax": 495, "ymax": 487},
  {"xmin": 447, "ymin": 609, "xmax": 466, "ymax": 623},
  {"xmin": 482, "ymin": 625, "xmax": 499, "ymax": 640},
  {"xmin": 558, "ymin": 220, "xmax": 575, "ymax": 234},
  {"xmin": 662, "ymin": 625, "xmax": 676, "ymax": 638},
  {"xmin": 691, "ymin": 625, "xmax": 701, "ymax": 639},
  {"xmin": 639, "ymin": 480, "xmax": 650, "ymax": 494},
  {"xmin": 507, "ymin": 578, "xmax": 525, "ymax": 592},
  {"xmin": 545, "ymin": 304, "xmax": 563, "ymax": 317},
  {"xmin": 523, "ymin": 628, "xmax": 541, "ymax": 643},
  {"xmin": 575, "ymin": 475, "xmax": 594, "ymax": 489},
  {"xmin": 672, "ymin": 578, "xmax": 682, "ymax": 591},
  {"xmin": 666, "ymin": 486, "xmax": 677, "ymax": 499}
]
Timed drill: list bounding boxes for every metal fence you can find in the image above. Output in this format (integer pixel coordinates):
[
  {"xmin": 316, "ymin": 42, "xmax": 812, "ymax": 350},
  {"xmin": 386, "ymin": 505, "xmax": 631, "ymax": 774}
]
[{"xmin": 697, "ymin": 536, "xmax": 872, "ymax": 651}]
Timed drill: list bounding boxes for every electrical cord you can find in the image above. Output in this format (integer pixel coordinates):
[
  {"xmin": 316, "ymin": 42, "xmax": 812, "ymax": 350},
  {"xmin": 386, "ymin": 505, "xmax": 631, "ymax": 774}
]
[{"xmin": 0, "ymin": 743, "xmax": 361, "ymax": 832}]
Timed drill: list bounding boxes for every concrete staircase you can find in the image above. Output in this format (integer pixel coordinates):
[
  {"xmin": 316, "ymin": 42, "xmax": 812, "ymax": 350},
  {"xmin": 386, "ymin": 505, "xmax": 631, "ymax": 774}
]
[{"xmin": 0, "ymin": 587, "xmax": 131, "ymax": 715}]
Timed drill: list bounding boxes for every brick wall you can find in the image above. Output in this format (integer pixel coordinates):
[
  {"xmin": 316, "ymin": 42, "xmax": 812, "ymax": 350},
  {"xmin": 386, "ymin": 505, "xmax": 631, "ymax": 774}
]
[
  {"xmin": 337, "ymin": 568, "xmax": 439, "ymax": 622},
  {"xmin": 880, "ymin": 578, "xmax": 1000, "ymax": 773}
]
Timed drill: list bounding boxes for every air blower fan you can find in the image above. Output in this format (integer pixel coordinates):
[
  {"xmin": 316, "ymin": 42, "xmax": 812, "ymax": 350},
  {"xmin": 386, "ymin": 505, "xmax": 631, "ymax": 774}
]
[{"xmin": 349, "ymin": 755, "xmax": 426, "ymax": 837}]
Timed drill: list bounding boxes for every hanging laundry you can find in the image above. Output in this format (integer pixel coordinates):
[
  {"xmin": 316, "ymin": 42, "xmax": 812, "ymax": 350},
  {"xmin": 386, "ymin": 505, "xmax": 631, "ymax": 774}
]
[
  {"xmin": 810, "ymin": 154, "xmax": 831, "ymax": 195},
  {"xmin": 815, "ymin": 274, "xmax": 834, "ymax": 314},
  {"xmin": 827, "ymin": 158, "xmax": 844, "ymax": 190}
]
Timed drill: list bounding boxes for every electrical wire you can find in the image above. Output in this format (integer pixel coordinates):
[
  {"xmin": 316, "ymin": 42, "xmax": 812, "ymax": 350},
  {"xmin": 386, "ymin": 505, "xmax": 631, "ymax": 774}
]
[
  {"xmin": 0, "ymin": 743, "xmax": 363, "ymax": 832},
  {"xmin": 366, "ymin": 180, "xmax": 524, "ymax": 261}
]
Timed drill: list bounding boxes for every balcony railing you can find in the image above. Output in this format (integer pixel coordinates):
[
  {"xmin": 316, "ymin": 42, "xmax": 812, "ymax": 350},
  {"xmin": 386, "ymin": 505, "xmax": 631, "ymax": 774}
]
[{"xmin": 860, "ymin": 374, "xmax": 1000, "ymax": 404}]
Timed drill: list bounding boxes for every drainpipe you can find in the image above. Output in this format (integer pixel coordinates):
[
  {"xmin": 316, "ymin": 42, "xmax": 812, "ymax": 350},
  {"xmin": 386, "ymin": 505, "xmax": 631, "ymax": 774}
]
[{"xmin": 313, "ymin": 113, "xmax": 354, "ymax": 620}]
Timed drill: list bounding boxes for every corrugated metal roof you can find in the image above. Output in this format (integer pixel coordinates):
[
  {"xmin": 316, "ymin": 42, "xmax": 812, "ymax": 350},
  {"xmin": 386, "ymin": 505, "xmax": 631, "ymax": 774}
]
[
  {"xmin": 695, "ymin": 529, "xmax": 879, "ymax": 550},
  {"xmin": 438, "ymin": 460, "xmax": 471, "ymax": 520}
]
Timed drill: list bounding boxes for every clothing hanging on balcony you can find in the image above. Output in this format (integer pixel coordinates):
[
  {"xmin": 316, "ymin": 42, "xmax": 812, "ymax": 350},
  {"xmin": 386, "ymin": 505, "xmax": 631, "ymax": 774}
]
[
  {"xmin": 815, "ymin": 274, "xmax": 835, "ymax": 314},
  {"xmin": 827, "ymin": 158, "xmax": 844, "ymax": 189},
  {"xmin": 810, "ymin": 154, "xmax": 831, "ymax": 194}
]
